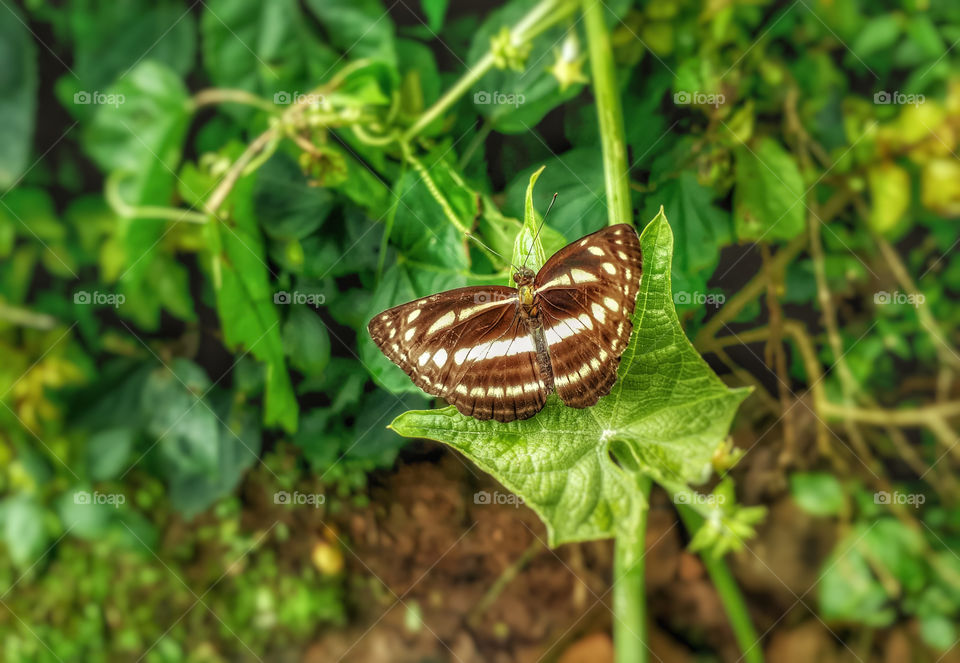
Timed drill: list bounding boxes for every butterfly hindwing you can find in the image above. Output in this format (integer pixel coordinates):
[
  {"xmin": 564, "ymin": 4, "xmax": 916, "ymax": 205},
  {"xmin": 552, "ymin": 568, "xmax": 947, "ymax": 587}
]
[
  {"xmin": 367, "ymin": 286, "xmax": 549, "ymax": 421},
  {"xmin": 534, "ymin": 224, "xmax": 643, "ymax": 409}
]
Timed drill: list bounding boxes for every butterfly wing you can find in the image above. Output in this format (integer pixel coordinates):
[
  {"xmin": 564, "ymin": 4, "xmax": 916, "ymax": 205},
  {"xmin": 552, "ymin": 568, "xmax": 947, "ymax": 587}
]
[
  {"xmin": 367, "ymin": 286, "xmax": 550, "ymax": 422},
  {"xmin": 533, "ymin": 224, "xmax": 643, "ymax": 408}
]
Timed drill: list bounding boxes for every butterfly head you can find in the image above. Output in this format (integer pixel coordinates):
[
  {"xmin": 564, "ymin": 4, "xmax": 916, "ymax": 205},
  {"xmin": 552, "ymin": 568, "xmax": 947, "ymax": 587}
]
[{"xmin": 513, "ymin": 266, "xmax": 535, "ymax": 288}]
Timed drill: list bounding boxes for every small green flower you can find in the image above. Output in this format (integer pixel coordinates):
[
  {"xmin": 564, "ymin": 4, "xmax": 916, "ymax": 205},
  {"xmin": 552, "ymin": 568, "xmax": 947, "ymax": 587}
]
[
  {"xmin": 491, "ymin": 26, "xmax": 531, "ymax": 72},
  {"xmin": 548, "ymin": 34, "xmax": 588, "ymax": 91}
]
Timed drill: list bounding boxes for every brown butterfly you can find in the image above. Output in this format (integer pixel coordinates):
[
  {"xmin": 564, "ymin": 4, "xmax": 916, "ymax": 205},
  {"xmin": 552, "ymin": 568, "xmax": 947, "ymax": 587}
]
[{"xmin": 368, "ymin": 224, "xmax": 643, "ymax": 422}]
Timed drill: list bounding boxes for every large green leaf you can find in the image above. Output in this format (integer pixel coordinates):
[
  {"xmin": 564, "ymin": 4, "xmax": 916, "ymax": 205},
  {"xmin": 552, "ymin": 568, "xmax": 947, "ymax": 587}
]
[
  {"xmin": 202, "ymin": 0, "xmax": 338, "ymax": 100},
  {"xmin": 733, "ymin": 137, "xmax": 807, "ymax": 241},
  {"xmin": 81, "ymin": 60, "xmax": 193, "ymax": 329},
  {"xmin": 391, "ymin": 209, "xmax": 750, "ymax": 546},
  {"xmin": 0, "ymin": 3, "xmax": 38, "ymax": 189},
  {"xmin": 205, "ymin": 150, "xmax": 299, "ymax": 433}
]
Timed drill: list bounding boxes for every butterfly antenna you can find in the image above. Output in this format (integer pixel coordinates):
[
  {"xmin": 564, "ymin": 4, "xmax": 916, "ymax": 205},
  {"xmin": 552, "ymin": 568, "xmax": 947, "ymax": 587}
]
[
  {"xmin": 466, "ymin": 232, "xmax": 521, "ymax": 273},
  {"xmin": 522, "ymin": 192, "xmax": 559, "ymax": 269}
]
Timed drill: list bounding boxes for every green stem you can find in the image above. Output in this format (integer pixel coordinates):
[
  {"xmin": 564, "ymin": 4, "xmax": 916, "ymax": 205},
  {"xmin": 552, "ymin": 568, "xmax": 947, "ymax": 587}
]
[
  {"xmin": 402, "ymin": 0, "xmax": 576, "ymax": 142},
  {"xmin": 677, "ymin": 505, "xmax": 763, "ymax": 663},
  {"xmin": 613, "ymin": 475, "xmax": 651, "ymax": 663},
  {"xmin": 106, "ymin": 172, "xmax": 208, "ymax": 224},
  {"xmin": 582, "ymin": 0, "xmax": 632, "ymax": 227}
]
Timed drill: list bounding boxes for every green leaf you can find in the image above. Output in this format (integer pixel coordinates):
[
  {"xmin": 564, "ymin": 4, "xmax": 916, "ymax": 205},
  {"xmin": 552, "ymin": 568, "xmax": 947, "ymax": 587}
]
[
  {"xmin": 2, "ymin": 495, "xmax": 49, "ymax": 568},
  {"xmin": 642, "ymin": 170, "xmax": 731, "ymax": 277},
  {"xmin": 819, "ymin": 521, "xmax": 896, "ymax": 627},
  {"xmin": 202, "ymin": 0, "xmax": 338, "ymax": 99},
  {"xmin": 421, "ymin": 0, "xmax": 448, "ymax": 32},
  {"xmin": 467, "ymin": 0, "xmax": 584, "ymax": 133},
  {"xmin": 84, "ymin": 428, "xmax": 135, "ymax": 481},
  {"xmin": 390, "ymin": 209, "xmax": 750, "ymax": 546},
  {"xmin": 205, "ymin": 159, "xmax": 299, "ymax": 432},
  {"xmin": 789, "ymin": 471, "xmax": 845, "ymax": 517},
  {"xmin": 80, "ymin": 60, "xmax": 193, "ymax": 328},
  {"xmin": 142, "ymin": 359, "xmax": 220, "ymax": 475},
  {"xmin": 0, "ymin": 3, "xmax": 38, "ymax": 189},
  {"xmin": 283, "ymin": 306, "xmax": 331, "ymax": 376},
  {"xmin": 505, "ymin": 149, "xmax": 605, "ymax": 240},
  {"xmin": 733, "ymin": 137, "xmax": 806, "ymax": 241},
  {"xmin": 512, "ymin": 165, "xmax": 547, "ymax": 277},
  {"xmin": 59, "ymin": 0, "xmax": 196, "ymax": 96},
  {"xmin": 919, "ymin": 614, "xmax": 957, "ymax": 651},
  {"xmin": 304, "ymin": 0, "xmax": 396, "ymax": 66},
  {"xmin": 253, "ymin": 152, "xmax": 335, "ymax": 241}
]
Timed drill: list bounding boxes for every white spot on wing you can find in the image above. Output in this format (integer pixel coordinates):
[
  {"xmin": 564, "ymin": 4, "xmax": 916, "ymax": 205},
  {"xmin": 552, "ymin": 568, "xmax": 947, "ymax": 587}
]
[
  {"xmin": 539, "ymin": 273, "xmax": 572, "ymax": 289},
  {"xmin": 418, "ymin": 351, "xmax": 431, "ymax": 367},
  {"xmin": 432, "ymin": 348, "xmax": 448, "ymax": 368},
  {"xmin": 405, "ymin": 328, "xmax": 416, "ymax": 342},
  {"xmin": 604, "ymin": 296, "xmax": 618, "ymax": 312},
  {"xmin": 427, "ymin": 311, "xmax": 455, "ymax": 335},
  {"xmin": 592, "ymin": 303, "xmax": 606, "ymax": 323},
  {"xmin": 407, "ymin": 309, "xmax": 421, "ymax": 323},
  {"xmin": 571, "ymin": 268, "xmax": 598, "ymax": 284},
  {"xmin": 602, "ymin": 263, "xmax": 616, "ymax": 275},
  {"xmin": 587, "ymin": 246, "xmax": 604, "ymax": 256}
]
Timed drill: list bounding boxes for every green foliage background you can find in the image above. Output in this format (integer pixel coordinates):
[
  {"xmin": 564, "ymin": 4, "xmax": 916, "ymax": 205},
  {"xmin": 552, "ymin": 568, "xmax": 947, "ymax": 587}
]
[{"xmin": 1, "ymin": 0, "xmax": 960, "ymax": 660}]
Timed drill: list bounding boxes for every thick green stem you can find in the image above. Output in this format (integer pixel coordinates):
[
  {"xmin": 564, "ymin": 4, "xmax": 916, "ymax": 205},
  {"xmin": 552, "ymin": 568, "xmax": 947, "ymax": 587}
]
[
  {"xmin": 613, "ymin": 475, "xmax": 651, "ymax": 663},
  {"xmin": 677, "ymin": 505, "xmax": 763, "ymax": 663},
  {"xmin": 582, "ymin": 1, "xmax": 632, "ymax": 227}
]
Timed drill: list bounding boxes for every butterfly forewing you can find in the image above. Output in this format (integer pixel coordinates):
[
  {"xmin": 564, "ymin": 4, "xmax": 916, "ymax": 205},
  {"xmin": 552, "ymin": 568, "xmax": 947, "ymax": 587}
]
[
  {"xmin": 367, "ymin": 286, "xmax": 550, "ymax": 421},
  {"xmin": 534, "ymin": 224, "xmax": 643, "ymax": 408}
]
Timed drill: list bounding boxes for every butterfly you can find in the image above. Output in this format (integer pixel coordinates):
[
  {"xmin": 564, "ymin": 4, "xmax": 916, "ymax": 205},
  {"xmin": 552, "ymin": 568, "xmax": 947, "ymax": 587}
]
[{"xmin": 367, "ymin": 224, "xmax": 643, "ymax": 422}]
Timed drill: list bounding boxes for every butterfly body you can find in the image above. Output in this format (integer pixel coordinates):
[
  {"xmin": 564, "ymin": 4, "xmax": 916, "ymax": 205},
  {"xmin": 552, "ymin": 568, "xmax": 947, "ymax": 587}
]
[{"xmin": 368, "ymin": 224, "xmax": 643, "ymax": 422}]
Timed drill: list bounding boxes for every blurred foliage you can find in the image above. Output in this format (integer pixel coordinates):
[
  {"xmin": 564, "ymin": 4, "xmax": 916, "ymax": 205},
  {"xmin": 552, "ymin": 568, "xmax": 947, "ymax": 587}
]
[{"xmin": 0, "ymin": 0, "xmax": 959, "ymax": 659}]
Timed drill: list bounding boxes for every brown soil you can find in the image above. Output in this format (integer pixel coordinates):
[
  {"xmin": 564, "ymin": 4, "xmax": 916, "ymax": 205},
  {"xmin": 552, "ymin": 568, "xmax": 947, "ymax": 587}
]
[{"xmin": 244, "ymin": 411, "xmax": 959, "ymax": 663}]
